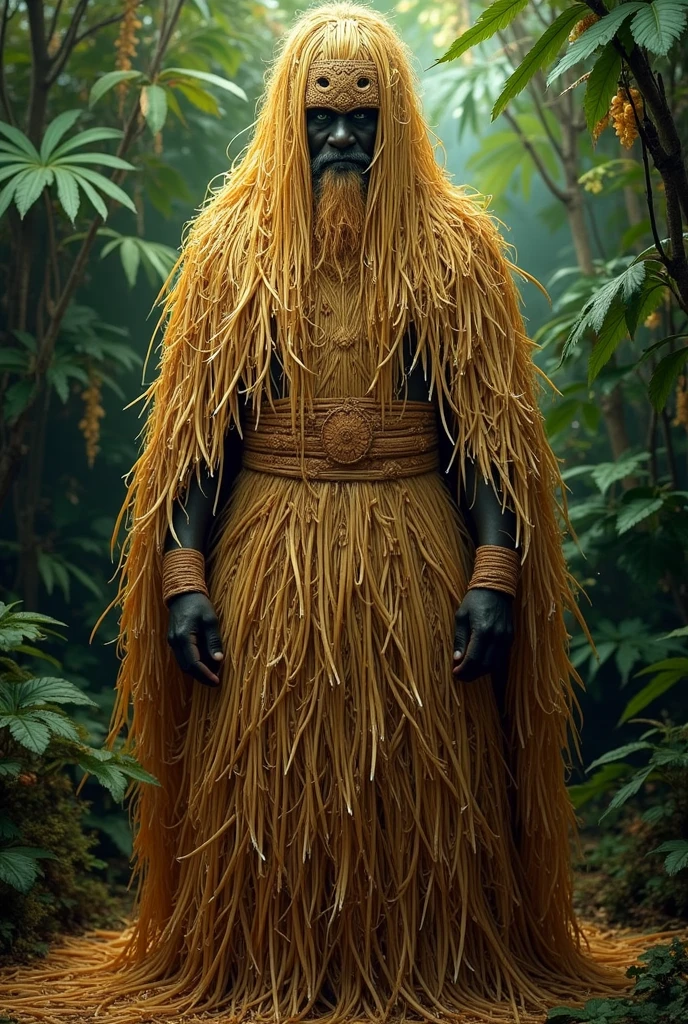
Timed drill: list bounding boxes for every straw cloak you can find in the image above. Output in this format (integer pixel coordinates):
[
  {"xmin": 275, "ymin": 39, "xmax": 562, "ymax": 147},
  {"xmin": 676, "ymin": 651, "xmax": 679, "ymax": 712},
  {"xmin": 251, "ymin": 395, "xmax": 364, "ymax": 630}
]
[{"xmin": 0, "ymin": 190, "xmax": 634, "ymax": 1023}]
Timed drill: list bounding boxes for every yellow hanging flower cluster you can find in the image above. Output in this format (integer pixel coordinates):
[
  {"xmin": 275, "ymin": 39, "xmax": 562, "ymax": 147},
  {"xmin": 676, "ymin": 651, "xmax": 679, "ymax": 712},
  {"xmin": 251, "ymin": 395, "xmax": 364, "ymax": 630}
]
[
  {"xmin": 611, "ymin": 87, "xmax": 642, "ymax": 149},
  {"xmin": 115, "ymin": 0, "xmax": 142, "ymax": 106},
  {"xmin": 79, "ymin": 373, "xmax": 105, "ymax": 468},
  {"xmin": 674, "ymin": 375, "xmax": 688, "ymax": 429},
  {"xmin": 569, "ymin": 13, "xmax": 599, "ymax": 43},
  {"xmin": 643, "ymin": 310, "xmax": 661, "ymax": 330}
]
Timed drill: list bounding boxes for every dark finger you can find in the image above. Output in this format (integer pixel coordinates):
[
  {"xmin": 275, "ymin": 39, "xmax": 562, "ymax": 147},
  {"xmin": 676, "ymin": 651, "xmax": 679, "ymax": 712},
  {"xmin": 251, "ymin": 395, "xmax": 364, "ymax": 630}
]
[
  {"xmin": 453, "ymin": 611, "xmax": 470, "ymax": 663},
  {"xmin": 178, "ymin": 633, "xmax": 220, "ymax": 688},
  {"xmin": 453, "ymin": 631, "xmax": 490, "ymax": 682},
  {"xmin": 203, "ymin": 616, "xmax": 224, "ymax": 663}
]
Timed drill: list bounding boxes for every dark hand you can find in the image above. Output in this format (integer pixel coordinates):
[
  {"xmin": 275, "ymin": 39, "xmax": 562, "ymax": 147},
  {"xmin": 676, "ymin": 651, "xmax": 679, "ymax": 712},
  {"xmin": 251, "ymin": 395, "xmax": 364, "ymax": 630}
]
[
  {"xmin": 167, "ymin": 591, "xmax": 224, "ymax": 687},
  {"xmin": 452, "ymin": 587, "xmax": 514, "ymax": 682}
]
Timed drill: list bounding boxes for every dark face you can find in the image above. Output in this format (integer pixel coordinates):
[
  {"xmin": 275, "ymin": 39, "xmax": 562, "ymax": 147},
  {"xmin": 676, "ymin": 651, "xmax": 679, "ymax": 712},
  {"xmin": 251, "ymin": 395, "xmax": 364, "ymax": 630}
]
[{"xmin": 307, "ymin": 107, "xmax": 378, "ymax": 182}]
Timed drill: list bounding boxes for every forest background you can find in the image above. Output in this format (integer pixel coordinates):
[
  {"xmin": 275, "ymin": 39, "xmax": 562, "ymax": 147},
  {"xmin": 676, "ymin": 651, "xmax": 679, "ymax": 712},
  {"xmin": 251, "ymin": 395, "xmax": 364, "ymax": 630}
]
[{"xmin": 0, "ymin": 0, "xmax": 686, "ymax": 1017}]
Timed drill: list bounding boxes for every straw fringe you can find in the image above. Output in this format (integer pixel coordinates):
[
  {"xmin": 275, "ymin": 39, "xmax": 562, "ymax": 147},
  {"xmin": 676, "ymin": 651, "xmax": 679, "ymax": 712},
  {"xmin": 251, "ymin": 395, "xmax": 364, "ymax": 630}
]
[{"xmin": 0, "ymin": 4, "xmax": 674, "ymax": 1021}]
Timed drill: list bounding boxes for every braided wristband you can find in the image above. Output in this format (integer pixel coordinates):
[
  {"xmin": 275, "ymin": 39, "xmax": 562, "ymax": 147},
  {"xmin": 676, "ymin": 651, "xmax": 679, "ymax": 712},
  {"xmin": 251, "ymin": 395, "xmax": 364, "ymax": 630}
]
[
  {"xmin": 162, "ymin": 548, "xmax": 209, "ymax": 607},
  {"xmin": 467, "ymin": 545, "xmax": 520, "ymax": 599}
]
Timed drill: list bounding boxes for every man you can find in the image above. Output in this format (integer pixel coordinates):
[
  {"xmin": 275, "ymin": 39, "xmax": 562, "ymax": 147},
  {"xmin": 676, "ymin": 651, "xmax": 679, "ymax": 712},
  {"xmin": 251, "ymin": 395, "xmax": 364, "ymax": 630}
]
[{"xmin": 2, "ymin": 4, "xmax": 632, "ymax": 1022}]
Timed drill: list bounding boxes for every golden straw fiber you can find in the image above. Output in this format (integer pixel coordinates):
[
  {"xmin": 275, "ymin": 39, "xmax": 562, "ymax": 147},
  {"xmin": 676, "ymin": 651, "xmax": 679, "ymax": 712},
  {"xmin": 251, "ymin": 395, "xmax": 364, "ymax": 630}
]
[
  {"xmin": 468, "ymin": 545, "xmax": 521, "ymax": 598},
  {"xmin": 161, "ymin": 547, "xmax": 209, "ymax": 605},
  {"xmin": 0, "ymin": 4, "xmax": 679, "ymax": 1023}
]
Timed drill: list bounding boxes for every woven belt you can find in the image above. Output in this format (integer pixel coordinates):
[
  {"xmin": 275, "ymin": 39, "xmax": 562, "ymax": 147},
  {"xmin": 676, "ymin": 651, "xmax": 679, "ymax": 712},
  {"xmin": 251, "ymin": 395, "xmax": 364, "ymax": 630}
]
[{"xmin": 243, "ymin": 398, "xmax": 439, "ymax": 481}]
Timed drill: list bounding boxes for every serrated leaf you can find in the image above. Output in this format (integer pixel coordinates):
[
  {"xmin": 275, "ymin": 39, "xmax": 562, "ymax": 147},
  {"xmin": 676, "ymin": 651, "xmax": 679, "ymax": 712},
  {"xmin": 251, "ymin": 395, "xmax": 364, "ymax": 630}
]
[
  {"xmin": 600, "ymin": 765, "xmax": 653, "ymax": 819},
  {"xmin": 588, "ymin": 741, "xmax": 653, "ymax": 771},
  {"xmin": 588, "ymin": 300, "xmax": 629, "ymax": 383},
  {"xmin": 114, "ymin": 755, "xmax": 159, "ymax": 786},
  {"xmin": 40, "ymin": 110, "xmax": 82, "ymax": 161},
  {"xmin": 584, "ymin": 42, "xmax": 621, "ymax": 133},
  {"xmin": 616, "ymin": 496, "xmax": 664, "ymax": 534},
  {"xmin": 89, "ymin": 70, "xmax": 144, "ymax": 108},
  {"xmin": 78, "ymin": 761, "xmax": 127, "ymax": 802},
  {"xmin": 50, "ymin": 128, "xmax": 123, "ymax": 160},
  {"xmin": 0, "ymin": 760, "xmax": 21, "ymax": 777},
  {"xmin": 649, "ymin": 346, "xmax": 688, "ymax": 411},
  {"xmin": 3, "ymin": 379, "xmax": 34, "ymax": 422},
  {"xmin": 15, "ymin": 167, "xmax": 54, "ymax": 218},
  {"xmin": 491, "ymin": 5, "xmax": 589, "ymax": 120},
  {"xmin": 548, "ymin": 4, "xmax": 645, "ymax": 85},
  {"xmin": 140, "ymin": 85, "xmax": 168, "ymax": 136},
  {"xmin": 652, "ymin": 839, "xmax": 688, "ymax": 875},
  {"xmin": 58, "ymin": 152, "xmax": 136, "ymax": 172},
  {"xmin": 73, "ymin": 173, "xmax": 108, "ymax": 219},
  {"xmin": 69, "ymin": 167, "xmax": 136, "ymax": 214},
  {"xmin": 631, "ymin": 0, "xmax": 688, "ymax": 56},
  {"xmin": 12, "ymin": 676, "xmax": 97, "ymax": 708},
  {"xmin": 0, "ymin": 715, "xmax": 50, "ymax": 754},
  {"xmin": 159, "ymin": 67, "xmax": 247, "ymax": 102},
  {"xmin": 119, "ymin": 238, "xmax": 140, "ymax": 287},
  {"xmin": 32, "ymin": 709, "xmax": 80, "ymax": 742},
  {"xmin": 626, "ymin": 281, "xmax": 666, "ymax": 337},
  {"xmin": 0, "ymin": 121, "xmax": 40, "ymax": 159},
  {"xmin": 568, "ymin": 762, "xmax": 630, "ymax": 809},
  {"xmin": 52, "ymin": 167, "xmax": 80, "ymax": 222},
  {"xmin": 434, "ymin": 0, "xmax": 530, "ymax": 64},
  {"xmin": 0, "ymin": 848, "xmax": 40, "ymax": 892},
  {"xmin": 590, "ymin": 452, "xmax": 649, "ymax": 494}
]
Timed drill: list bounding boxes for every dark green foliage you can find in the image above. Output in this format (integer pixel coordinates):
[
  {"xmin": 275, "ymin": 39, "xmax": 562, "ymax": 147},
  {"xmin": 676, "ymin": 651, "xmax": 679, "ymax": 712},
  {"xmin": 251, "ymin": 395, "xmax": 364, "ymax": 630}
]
[
  {"xmin": 547, "ymin": 939, "xmax": 688, "ymax": 1022},
  {"xmin": 0, "ymin": 765, "xmax": 119, "ymax": 960}
]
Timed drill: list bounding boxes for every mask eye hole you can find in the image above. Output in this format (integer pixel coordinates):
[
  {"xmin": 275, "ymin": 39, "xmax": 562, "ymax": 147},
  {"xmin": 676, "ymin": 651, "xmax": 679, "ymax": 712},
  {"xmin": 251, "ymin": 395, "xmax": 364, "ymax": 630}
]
[
  {"xmin": 316, "ymin": 77, "xmax": 330, "ymax": 89},
  {"xmin": 357, "ymin": 77, "xmax": 370, "ymax": 89}
]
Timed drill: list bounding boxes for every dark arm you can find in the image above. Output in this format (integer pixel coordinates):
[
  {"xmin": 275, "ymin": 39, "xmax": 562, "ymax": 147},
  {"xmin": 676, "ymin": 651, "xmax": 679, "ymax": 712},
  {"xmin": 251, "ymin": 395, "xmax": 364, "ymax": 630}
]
[
  {"xmin": 165, "ymin": 421, "xmax": 244, "ymax": 687},
  {"xmin": 436, "ymin": 409, "xmax": 517, "ymax": 684}
]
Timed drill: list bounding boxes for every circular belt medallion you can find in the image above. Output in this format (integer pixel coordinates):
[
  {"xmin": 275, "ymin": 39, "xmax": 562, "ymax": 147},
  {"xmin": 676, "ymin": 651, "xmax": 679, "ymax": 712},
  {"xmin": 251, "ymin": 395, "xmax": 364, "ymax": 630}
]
[{"xmin": 321, "ymin": 404, "xmax": 373, "ymax": 464}]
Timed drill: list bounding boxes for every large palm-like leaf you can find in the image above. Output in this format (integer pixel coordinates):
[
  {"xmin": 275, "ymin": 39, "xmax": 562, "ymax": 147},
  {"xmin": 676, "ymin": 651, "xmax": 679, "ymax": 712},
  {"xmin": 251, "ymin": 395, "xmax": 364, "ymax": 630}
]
[{"xmin": 0, "ymin": 110, "xmax": 136, "ymax": 223}]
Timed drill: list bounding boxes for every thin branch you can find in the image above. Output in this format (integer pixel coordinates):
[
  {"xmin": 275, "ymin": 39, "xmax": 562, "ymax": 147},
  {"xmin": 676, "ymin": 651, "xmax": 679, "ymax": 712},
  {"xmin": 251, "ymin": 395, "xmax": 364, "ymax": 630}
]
[
  {"xmin": 74, "ymin": 11, "xmax": 125, "ymax": 47},
  {"xmin": 639, "ymin": 128, "xmax": 667, "ymax": 263},
  {"xmin": 502, "ymin": 106, "xmax": 569, "ymax": 203},
  {"xmin": 0, "ymin": 0, "xmax": 16, "ymax": 124},
  {"xmin": 45, "ymin": 0, "xmax": 89, "ymax": 86},
  {"xmin": 498, "ymin": 25, "xmax": 566, "ymax": 163},
  {"xmin": 46, "ymin": 0, "xmax": 64, "ymax": 46}
]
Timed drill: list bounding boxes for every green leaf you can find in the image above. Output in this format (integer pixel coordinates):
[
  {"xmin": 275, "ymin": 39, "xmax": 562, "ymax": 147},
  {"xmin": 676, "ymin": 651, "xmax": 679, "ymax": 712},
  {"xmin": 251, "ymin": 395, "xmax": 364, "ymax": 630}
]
[
  {"xmin": 547, "ymin": 4, "xmax": 646, "ymax": 85},
  {"xmin": 113, "ymin": 754, "xmax": 159, "ymax": 786},
  {"xmin": 0, "ymin": 174, "xmax": 20, "ymax": 218},
  {"xmin": 625, "ymin": 281, "xmax": 666, "ymax": 338},
  {"xmin": 40, "ymin": 110, "xmax": 82, "ymax": 161},
  {"xmin": 120, "ymin": 237, "xmax": 141, "ymax": 287},
  {"xmin": 140, "ymin": 85, "xmax": 168, "ymax": 136},
  {"xmin": 600, "ymin": 765, "xmax": 653, "ymax": 819},
  {"xmin": 58, "ymin": 152, "xmax": 135, "ymax": 171},
  {"xmin": 660, "ymin": 626, "xmax": 688, "ymax": 640},
  {"xmin": 14, "ymin": 676, "xmax": 97, "ymax": 708},
  {"xmin": 0, "ymin": 847, "xmax": 40, "ymax": 892},
  {"xmin": 590, "ymin": 451, "xmax": 649, "ymax": 494},
  {"xmin": 159, "ymin": 67, "xmax": 247, "ymax": 102},
  {"xmin": 568, "ymin": 762, "xmax": 630, "ymax": 809},
  {"xmin": 50, "ymin": 127, "xmax": 123, "ymax": 160},
  {"xmin": 52, "ymin": 167, "xmax": 80, "ymax": 222},
  {"xmin": 631, "ymin": 0, "xmax": 688, "ymax": 56},
  {"xmin": 0, "ymin": 121, "xmax": 40, "ymax": 159},
  {"xmin": 652, "ymin": 839, "xmax": 688, "ymax": 875},
  {"xmin": 620, "ymin": 668, "xmax": 687, "ymax": 723},
  {"xmin": 0, "ymin": 760, "xmax": 21, "ymax": 777},
  {"xmin": 648, "ymin": 346, "xmax": 688, "ymax": 411},
  {"xmin": 71, "ymin": 172, "xmax": 107, "ymax": 219},
  {"xmin": 78, "ymin": 759, "xmax": 128, "ymax": 802},
  {"xmin": 545, "ymin": 397, "xmax": 581, "ymax": 437},
  {"xmin": 491, "ymin": 5, "xmax": 589, "ymax": 120},
  {"xmin": 3, "ymin": 379, "xmax": 35, "ymax": 422},
  {"xmin": 584, "ymin": 42, "xmax": 621, "ymax": 133},
  {"xmin": 587, "ymin": 301, "xmax": 629, "ymax": 383},
  {"xmin": 172, "ymin": 82, "xmax": 220, "ymax": 116},
  {"xmin": 89, "ymin": 70, "xmax": 144, "ymax": 108},
  {"xmin": 616, "ymin": 495, "xmax": 664, "ymax": 534},
  {"xmin": 70, "ymin": 168, "xmax": 136, "ymax": 214},
  {"xmin": 32, "ymin": 709, "xmax": 80, "ymax": 742},
  {"xmin": 0, "ymin": 715, "xmax": 50, "ymax": 754},
  {"xmin": 587, "ymin": 741, "xmax": 653, "ymax": 771},
  {"xmin": 15, "ymin": 167, "xmax": 54, "ymax": 218},
  {"xmin": 435, "ymin": 0, "xmax": 529, "ymax": 64}
]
